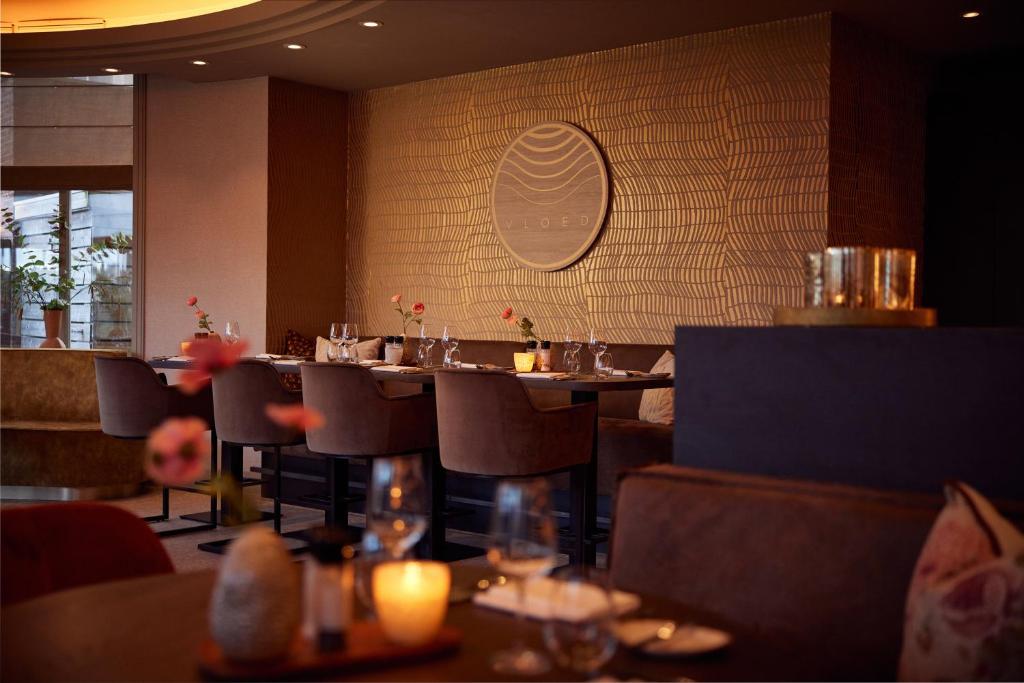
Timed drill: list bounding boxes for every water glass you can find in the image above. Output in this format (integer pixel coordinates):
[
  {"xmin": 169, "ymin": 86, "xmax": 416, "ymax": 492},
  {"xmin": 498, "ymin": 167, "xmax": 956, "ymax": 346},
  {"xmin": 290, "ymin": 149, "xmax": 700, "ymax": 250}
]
[
  {"xmin": 328, "ymin": 322, "xmax": 343, "ymax": 362},
  {"xmin": 444, "ymin": 348, "xmax": 461, "ymax": 369},
  {"xmin": 588, "ymin": 329, "xmax": 608, "ymax": 375},
  {"xmin": 542, "ymin": 567, "xmax": 618, "ymax": 677},
  {"xmin": 563, "ymin": 350, "xmax": 581, "ymax": 375},
  {"xmin": 224, "ymin": 321, "xmax": 241, "ymax": 345},
  {"xmin": 878, "ymin": 248, "xmax": 916, "ymax": 310},
  {"xmin": 367, "ymin": 455, "xmax": 428, "ymax": 560},
  {"xmin": 417, "ymin": 324, "xmax": 436, "ymax": 368},
  {"xmin": 563, "ymin": 326, "xmax": 583, "ymax": 356},
  {"xmin": 341, "ymin": 322, "xmax": 359, "ymax": 362},
  {"xmin": 594, "ymin": 353, "xmax": 614, "ymax": 379},
  {"xmin": 487, "ymin": 478, "xmax": 559, "ymax": 675}
]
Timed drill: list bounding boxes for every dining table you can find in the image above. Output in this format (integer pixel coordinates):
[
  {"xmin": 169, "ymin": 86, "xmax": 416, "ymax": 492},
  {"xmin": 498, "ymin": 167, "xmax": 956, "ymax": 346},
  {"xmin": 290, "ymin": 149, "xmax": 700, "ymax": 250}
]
[
  {"xmin": 0, "ymin": 565, "xmax": 811, "ymax": 682},
  {"xmin": 148, "ymin": 357, "xmax": 673, "ymax": 564}
]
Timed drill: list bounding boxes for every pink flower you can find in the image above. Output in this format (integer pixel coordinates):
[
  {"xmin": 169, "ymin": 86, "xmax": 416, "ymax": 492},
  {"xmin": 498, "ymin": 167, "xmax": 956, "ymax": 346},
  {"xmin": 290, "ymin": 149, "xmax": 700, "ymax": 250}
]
[
  {"xmin": 411, "ymin": 302, "xmax": 425, "ymax": 315},
  {"xmin": 391, "ymin": 294, "xmax": 402, "ymax": 304},
  {"xmin": 146, "ymin": 417, "xmax": 209, "ymax": 486},
  {"xmin": 265, "ymin": 403, "xmax": 325, "ymax": 433},
  {"xmin": 501, "ymin": 307, "xmax": 513, "ymax": 320},
  {"xmin": 179, "ymin": 338, "xmax": 248, "ymax": 394},
  {"xmin": 505, "ymin": 315, "xmax": 519, "ymax": 327},
  {"xmin": 186, "ymin": 296, "xmax": 198, "ymax": 307},
  {"xmin": 194, "ymin": 309, "xmax": 205, "ymax": 319}
]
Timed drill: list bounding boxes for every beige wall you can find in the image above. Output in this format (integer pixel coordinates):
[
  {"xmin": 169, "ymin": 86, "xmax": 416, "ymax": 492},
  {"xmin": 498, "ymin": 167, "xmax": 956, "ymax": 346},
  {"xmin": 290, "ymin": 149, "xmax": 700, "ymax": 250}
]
[
  {"xmin": 347, "ymin": 15, "xmax": 831, "ymax": 344},
  {"xmin": 144, "ymin": 76, "xmax": 269, "ymax": 356}
]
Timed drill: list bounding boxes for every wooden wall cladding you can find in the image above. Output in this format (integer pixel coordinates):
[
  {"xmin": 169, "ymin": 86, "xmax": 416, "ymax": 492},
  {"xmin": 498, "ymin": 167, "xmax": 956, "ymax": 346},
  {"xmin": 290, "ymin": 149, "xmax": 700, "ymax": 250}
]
[
  {"xmin": 828, "ymin": 16, "xmax": 926, "ymax": 253},
  {"xmin": 348, "ymin": 16, "xmax": 831, "ymax": 343},
  {"xmin": 266, "ymin": 78, "xmax": 347, "ymax": 352}
]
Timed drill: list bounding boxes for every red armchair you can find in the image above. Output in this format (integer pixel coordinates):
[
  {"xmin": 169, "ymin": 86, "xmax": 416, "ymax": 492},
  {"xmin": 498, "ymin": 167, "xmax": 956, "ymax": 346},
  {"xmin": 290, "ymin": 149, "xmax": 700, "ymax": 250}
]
[{"xmin": 1, "ymin": 503, "xmax": 174, "ymax": 606}]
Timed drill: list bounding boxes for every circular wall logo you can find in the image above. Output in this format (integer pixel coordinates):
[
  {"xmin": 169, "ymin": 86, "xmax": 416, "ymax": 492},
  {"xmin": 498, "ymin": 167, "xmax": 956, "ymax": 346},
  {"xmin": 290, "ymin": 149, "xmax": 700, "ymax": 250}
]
[{"xmin": 490, "ymin": 122, "xmax": 609, "ymax": 271}]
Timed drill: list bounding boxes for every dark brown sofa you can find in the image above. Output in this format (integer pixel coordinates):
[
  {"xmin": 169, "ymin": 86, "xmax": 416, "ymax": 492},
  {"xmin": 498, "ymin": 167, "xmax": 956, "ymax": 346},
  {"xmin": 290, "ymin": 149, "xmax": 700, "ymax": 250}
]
[{"xmin": 610, "ymin": 464, "xmax": 1024, "ymax": 681}]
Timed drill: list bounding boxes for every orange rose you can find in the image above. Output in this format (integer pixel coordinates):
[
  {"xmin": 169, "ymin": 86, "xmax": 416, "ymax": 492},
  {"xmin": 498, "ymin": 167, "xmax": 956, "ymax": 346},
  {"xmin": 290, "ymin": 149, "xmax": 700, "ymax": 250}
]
[
  {"xmin": 186, "ymin": 296, "xmax": 198, "ymax": 307},
  {"xmin": 390, "ymin": 294, "xmax": 402, "ymax": 304},
  {"xmin": 411, "ymin": 302, "xmax": 425, "ymax": 315},
  {"xmin": 501, "ymin": 307, "xmax": 513, "ymax": 320}
]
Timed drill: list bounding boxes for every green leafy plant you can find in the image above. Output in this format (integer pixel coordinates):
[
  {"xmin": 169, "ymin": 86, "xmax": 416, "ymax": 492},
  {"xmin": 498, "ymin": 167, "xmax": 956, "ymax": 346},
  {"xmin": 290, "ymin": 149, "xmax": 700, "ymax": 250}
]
[{"xmin": 1, "ymin": 207, "xmax": 130, "ymax": 312}]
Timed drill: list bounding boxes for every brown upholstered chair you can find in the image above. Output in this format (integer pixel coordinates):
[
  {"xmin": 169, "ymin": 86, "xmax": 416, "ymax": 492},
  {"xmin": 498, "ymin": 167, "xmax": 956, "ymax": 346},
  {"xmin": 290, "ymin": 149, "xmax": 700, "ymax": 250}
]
[
  {"xmin": 434, "ymin": 368, "xmax": 597, "ymax": 563},
  {"xmin": 299, "ymin": 363, "xmax": 442, "ymax": 554},
  {"xmin": 212, "ymin": 360, "xmax": 304, "ymax": 535},
  {"xmin": 94, "ymin": 355, "xmax": 217, "ymax": 535}
]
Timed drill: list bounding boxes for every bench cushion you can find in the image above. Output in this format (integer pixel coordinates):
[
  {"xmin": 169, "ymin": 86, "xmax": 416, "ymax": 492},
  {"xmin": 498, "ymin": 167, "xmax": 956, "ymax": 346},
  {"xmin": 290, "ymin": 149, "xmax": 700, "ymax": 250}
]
[{"xmin": 1, "ymin": 420, "xmax": 102, "ymax": 432}]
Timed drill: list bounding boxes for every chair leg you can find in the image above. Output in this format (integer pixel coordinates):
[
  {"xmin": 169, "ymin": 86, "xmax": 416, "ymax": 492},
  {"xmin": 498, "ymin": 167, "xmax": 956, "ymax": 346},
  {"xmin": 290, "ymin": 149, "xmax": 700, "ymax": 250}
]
[
  {"xmin": 327, "ymin": 458, "xmax": 350, "ymax": 528},
  {"xmin": 209, "ymin": 428, "xmax": 218, "ymax": 524},
  {"xmin": 162, "ymin": 486, "xmax": 170, "ymax": 519},
  {"xmin": 569, "ymin": 464, "xmax": 586, "ymax": 566},
  {"xmin": 423, "ymin": 448, "xmax": 446, "ymax": 560},
  {"xmin": 273, "ymin": 445, "xmax": 282, "ymax": 534}
]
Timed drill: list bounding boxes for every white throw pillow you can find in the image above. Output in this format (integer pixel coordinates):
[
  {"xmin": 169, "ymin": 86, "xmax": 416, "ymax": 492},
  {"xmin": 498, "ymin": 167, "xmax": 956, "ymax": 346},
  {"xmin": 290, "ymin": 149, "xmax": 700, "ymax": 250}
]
[
  {"xmin": 315, "ymin": 337, "xmax": 382, "ymax": 363},
  {"xmin": 638, "ymin": 350, "xmax": 675, "ymax": 425}
]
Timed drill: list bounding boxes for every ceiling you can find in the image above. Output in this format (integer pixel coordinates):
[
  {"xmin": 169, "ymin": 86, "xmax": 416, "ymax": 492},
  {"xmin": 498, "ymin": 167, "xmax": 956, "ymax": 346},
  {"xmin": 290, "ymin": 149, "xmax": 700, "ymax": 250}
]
[
  {"xmin": 2, "ymin": 0, "xmax": 1022, "ymax": 91},
  {"xmin": 0, "ymin": 0, "xmax": 260, "ymax": 31}
]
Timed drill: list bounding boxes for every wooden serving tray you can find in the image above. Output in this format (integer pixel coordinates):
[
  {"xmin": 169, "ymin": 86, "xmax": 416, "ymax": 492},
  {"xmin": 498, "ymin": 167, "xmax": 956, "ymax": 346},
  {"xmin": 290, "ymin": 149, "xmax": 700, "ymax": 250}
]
[{"xmin": 198, "ymin": 622, "xmax": 462, "ymax": 681}]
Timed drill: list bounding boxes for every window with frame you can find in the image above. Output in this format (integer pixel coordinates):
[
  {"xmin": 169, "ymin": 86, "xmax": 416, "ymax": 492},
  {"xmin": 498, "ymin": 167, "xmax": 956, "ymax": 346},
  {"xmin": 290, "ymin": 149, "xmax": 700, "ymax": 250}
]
[{"xmin": 1, "ymin": 74, "xmax": 138, "ymax": 350}]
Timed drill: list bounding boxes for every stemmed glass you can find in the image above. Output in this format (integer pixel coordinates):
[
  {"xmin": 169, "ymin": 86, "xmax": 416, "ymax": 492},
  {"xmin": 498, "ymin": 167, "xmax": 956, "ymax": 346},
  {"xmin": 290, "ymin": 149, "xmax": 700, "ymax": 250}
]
[
  {"xmin": 224, "ymin": 321, "xmax": 241, "ymax": 345},
  {"xmin": 441, "ymin": 325, "xmax": 460, "ymax": 367},
  {"xmin": 588, "ymin": 329, "xmax": 608, "ymax": 378},
  {"xmin": 487, "ymin": 478, "xmax": 559, "ymax": 675},
  {"xmin": 563, "ymin": 326, "xmax": 583, "ymax": 375},
  {"xmin": 366, "ymin": 455, "xmax": 428, "ymax": 560},
  {"xmin": 417, "ymin": 323, "xmax": 436, "ymax": 368},
  {"xmin": 542, "ymin": 567, "xmax": 618, "ymax": 677},
  {"xmin": 342, "ymin": 323, "xmax": 359, "ymax": 363},
  {"xmin": 328, "ymin": 322, "xmax": 343, "ymax": 362}
]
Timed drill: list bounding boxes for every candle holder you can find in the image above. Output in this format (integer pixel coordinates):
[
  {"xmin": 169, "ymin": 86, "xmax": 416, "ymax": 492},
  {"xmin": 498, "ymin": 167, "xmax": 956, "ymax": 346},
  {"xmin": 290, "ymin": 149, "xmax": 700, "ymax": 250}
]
[{"xmin": 372, "ymin": 561, "xmax": 451, "ymax": 647}]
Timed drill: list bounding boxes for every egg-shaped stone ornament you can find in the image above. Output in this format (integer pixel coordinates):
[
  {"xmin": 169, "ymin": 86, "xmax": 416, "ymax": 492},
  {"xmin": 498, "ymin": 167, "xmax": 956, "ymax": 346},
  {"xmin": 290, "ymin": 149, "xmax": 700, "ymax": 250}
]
[{"xmin": 208, "ymin": 527, "xmax": 300, "ymax": 661}]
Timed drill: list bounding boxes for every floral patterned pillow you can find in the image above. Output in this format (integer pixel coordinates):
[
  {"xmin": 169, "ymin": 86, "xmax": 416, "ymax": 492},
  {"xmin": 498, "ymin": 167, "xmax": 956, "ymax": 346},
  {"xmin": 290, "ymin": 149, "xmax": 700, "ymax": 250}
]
[
  {"xmin": 280, "ymin": 329, "xmax": 316, "ymax": 391},
  {"xmin": 899, "ymin": 482, "xmax": 1024, "ymax": 681}
]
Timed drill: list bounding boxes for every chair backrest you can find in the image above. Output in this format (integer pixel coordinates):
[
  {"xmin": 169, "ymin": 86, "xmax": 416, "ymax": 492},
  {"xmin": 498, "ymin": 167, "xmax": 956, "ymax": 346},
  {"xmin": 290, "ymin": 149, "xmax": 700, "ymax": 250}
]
[
  {"xmin": 94, "ymin": 355, "xmax": 172, "ymax": 438},
  {"xmin": 435, "ymin": 368, "xmax": 584, "ymax": 476},
  {"xmin": 1, "ymin": 348, "xmax": 126, "ymax": 424},
  {"xmin": 212, "ymin": 360, "xmax": 301, "ymax": 446},
  {"xmin": 0, "ymin": 503, "xmax": 174, "ymax": 606},
  {"xmin": 300, "ymin": 363, "xmax": 393, "ymax": 455},
  {"xmin": 609, "ymin": 464, "xmax": 987, "ymax": 680}
]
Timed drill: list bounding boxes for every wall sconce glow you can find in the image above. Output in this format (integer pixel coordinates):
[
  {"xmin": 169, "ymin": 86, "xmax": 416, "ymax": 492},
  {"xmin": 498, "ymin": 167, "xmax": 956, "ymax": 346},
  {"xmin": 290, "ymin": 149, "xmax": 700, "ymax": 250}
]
[
  {"xmin": 284, "ymin": 43, "xmax": 305, "ymax": 50},
  {"xmin": 103, "ymin": 67, "xmax": 120, "ymax": 73},
  {"xmin": 190, "ymin": 60, "xmax": 208, "ymax": 66},
  {"xmin": 358, "ymin": 20, "xmax": 382, "ymax": 28},
  {"xmin": 961, "ymin": 10, "xmax": 981, "ymax": 18},
  {"xmin": 0, "ymin": 71, "xmax": 12, "ymax": 76}
]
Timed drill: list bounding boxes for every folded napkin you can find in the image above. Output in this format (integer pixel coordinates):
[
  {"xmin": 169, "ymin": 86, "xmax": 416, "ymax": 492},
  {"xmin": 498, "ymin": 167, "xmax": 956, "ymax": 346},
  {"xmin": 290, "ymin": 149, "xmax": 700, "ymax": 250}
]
[
  {"xmin": 358, "ymin": 360, "xmax": 387, "ymax": 367},
  {"xmin": 473, "ymin": 576, "xmax": 640, "ymax": 621},
  {"xmin": 274, "ymin": 359, "xmax": 303, "ymax": 365},
  {"xmin": 374, "ymin": 365, "xmax": 423, "ymax": 374},
  {"xmin": 624, "ymin": 370, "xmax": 671, "ymax": 379},
  {"xmin": 166, "ymin": 356, "xmax": 193, "ymax": 362},
  {"xmin": 514, "ymin": 372, "xmax": 565, "ymax": 379},
  {"xmin": 256, "ymin": 353, "xmax": 308, "ymax": 361}
]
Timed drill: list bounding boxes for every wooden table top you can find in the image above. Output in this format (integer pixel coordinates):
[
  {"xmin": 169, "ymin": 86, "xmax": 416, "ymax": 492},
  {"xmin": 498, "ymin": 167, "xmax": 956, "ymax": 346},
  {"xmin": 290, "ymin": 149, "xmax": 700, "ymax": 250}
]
[
  {"xmin": 148, "ymin": 358, "xmax": 673, "ymax": 392},
  {"xmin": 1, "ymin": 568, "xmax": 807, "ymax": 682}
]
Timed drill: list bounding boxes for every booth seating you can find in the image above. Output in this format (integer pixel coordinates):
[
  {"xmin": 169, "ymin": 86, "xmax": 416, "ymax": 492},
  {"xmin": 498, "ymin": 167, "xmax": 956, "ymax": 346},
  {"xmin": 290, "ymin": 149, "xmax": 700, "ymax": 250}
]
[
  {"xmin": 0, "ymin": 349, "xmax": 147, "ymax": 500},
  {"xmin": 262, "ymin": 338, "xmax": 673, "ymax": 510}
]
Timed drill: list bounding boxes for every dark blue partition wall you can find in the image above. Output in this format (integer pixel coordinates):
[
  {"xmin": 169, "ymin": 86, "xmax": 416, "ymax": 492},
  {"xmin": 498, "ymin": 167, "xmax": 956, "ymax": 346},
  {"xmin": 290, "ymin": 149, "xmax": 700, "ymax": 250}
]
[{"xmin": 674, "ymin": 326, "xmax": 1024, "ymax": 500}]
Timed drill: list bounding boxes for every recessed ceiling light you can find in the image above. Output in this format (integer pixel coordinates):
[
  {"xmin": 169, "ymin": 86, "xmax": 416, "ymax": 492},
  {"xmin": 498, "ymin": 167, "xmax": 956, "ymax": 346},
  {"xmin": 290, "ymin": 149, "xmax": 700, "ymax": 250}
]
[
  {"xmin": 284, "ymin": 43, "xmax": 306, "ymax": 50},
  {"xmin": 962, "ymin": 10, "xmax": 981, "ymax": 18},
  {"xmin": 0, "ymin": 71, "xmax": 12, "ymax": 76},
  {"xmin": 103, "ymin": 67, "xmax": 120, "ymax": 73},
  {"xmin": 190, "ymin": 60, "xmax": 208, "ymax": 66},
  {"xmin": 358, "ymin": 20, "xmax": 382, "ymax": 28}
]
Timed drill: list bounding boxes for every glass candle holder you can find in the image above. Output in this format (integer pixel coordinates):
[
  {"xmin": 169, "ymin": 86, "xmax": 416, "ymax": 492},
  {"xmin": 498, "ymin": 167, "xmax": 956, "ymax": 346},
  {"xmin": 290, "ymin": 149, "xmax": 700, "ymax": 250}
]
[
  {"xmin": 372, "ymin": 561, "xmax": 451, "ymax": 646},
  {"xmin": 513, "ymin": 352, "xmax": 536, "ymax": 373},
  {"xmin": 878, "ymin": 248, "xmax": 917, "ymax": 310},
  {"xmin": 824, "ymin": 247, "xmax": 877, "ymax": 308}
]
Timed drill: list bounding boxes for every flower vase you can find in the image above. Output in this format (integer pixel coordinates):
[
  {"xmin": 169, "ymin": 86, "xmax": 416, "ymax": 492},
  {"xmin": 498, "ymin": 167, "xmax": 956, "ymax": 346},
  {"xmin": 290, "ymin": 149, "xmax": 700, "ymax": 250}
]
[
  {"xmin": 400, "ymin": 336, "xmax": 417, "ymax": 366},
  {"xmin": 39, "ymin": 309, "xmax": 66, "ymax": 348}
]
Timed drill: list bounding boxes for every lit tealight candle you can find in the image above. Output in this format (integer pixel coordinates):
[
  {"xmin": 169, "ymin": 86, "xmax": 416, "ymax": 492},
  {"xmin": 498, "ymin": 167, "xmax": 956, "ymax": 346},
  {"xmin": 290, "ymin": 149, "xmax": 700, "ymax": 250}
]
[{"xmin": 372, "ymin": 561, "xmax": 451, "ymax": 646}]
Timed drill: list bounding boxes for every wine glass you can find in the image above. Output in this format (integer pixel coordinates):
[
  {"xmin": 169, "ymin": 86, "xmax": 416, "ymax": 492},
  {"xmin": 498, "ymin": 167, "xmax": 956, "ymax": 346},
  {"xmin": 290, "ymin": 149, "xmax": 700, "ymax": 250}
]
[
  {"xmin": 224, "ymin": 321, "xmax": 241, "ymax": 345},
  {"xmin": 542, "ymin": 567, "xmax": 618, "ymax": 677},
  {"xmin": 441, "ymin": 325, "xmax": 460, "ymax": 366},
  {"xmin": 418, "ymin": 323, "xmax": 436, "ymax": 368},
  {"xmin": 342, "ymin": 322, "xmax": 359, "ymax": 363},
  {"xmin": 367, "ymin": 455, "xmax": 428, "ymax": 559},
  {"xmin": 328, "ymin": 322, "xmax": 343, "ymax": 362},
  {"xmin": 563, "ymin": 325, "xmax": 583, "ymax": 355},
  {"xmin": 588, "ymin": 329, "xmax": 608, "ymax": 377},
  {"xmin": 487, "ymin": 478, "xmax": 559, "ymax": 675}
]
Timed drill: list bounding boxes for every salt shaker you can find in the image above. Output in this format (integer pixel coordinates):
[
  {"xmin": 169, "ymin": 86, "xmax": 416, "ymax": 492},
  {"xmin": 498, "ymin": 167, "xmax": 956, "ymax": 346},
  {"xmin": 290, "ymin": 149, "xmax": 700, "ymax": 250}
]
[
  {"xmin": 538, "ymin": 340, "xmax": 552, "ymax": 372},
  {"xmin": 305, "ymin": 528, "xmax": 355, "ymax": 652}
]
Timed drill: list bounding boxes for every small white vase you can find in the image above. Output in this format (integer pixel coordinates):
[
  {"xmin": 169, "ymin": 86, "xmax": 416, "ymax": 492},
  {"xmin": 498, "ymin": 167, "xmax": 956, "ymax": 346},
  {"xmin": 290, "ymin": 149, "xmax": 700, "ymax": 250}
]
[{"xmin": 208, "ymin": 527, "xmax": 300, "ymax": 661}]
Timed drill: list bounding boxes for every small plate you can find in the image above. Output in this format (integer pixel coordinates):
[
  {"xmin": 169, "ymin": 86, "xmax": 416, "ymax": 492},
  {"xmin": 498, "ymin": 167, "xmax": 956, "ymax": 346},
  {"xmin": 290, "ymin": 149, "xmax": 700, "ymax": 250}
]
[{"xmin": 615, "ymin": 619, "xmax": 732, "ymax": 658}]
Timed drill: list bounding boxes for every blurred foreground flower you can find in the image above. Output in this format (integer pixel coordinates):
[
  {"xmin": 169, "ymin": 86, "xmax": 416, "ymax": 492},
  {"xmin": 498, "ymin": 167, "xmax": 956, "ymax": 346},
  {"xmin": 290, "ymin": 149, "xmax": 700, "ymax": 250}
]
[
  {"xmin": 179, "ymin": 337, "xmax": 249, "ymax": 394},
  {"xmin": 266, "ymin": 403, "xmax": 325, "ymax": 433},
  {"xmin": 146, "ymin": 417, "xmax": 209, "ymax": 486}
]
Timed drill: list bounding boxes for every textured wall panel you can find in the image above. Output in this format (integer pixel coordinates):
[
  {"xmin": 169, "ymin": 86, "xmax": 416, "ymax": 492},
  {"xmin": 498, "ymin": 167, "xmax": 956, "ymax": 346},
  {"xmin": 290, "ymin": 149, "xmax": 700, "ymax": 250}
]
[{"xmin": 348, "ymin": 15, "xmax": 831, "ymax": 343}]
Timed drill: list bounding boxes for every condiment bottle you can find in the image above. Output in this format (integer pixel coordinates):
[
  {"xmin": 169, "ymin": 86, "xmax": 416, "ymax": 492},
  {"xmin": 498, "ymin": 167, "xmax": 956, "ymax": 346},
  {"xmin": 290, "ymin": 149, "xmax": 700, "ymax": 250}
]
[
  {"xmin": 538, "ymin": 340, "xmax": 552, "ymax": 372},
  {"xmin": 305, "ymin": 528, "xmax": 355, "ymax": 652}
]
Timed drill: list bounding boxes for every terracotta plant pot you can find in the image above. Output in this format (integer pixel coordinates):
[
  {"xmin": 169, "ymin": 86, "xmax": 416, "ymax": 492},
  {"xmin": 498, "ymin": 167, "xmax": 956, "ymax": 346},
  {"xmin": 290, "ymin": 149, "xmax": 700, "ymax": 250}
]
[{"xmin": 39, "ymin": 308, "xmax": 66, "ymax": 349}]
